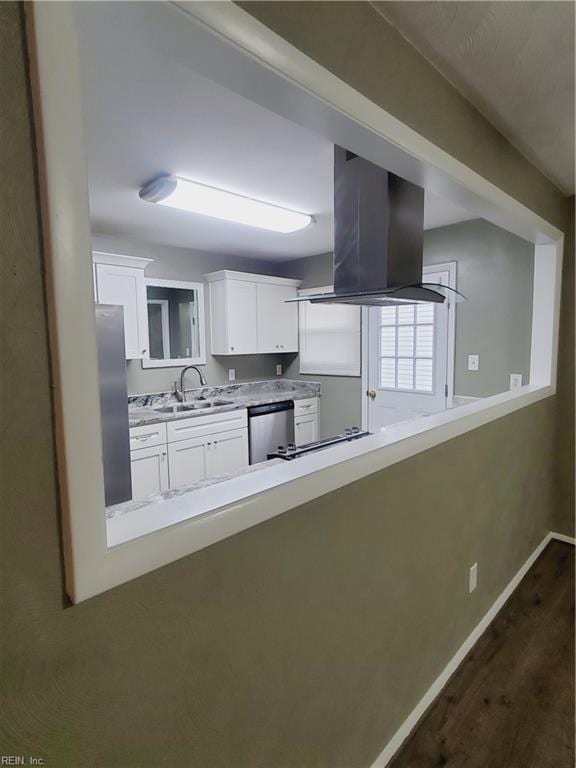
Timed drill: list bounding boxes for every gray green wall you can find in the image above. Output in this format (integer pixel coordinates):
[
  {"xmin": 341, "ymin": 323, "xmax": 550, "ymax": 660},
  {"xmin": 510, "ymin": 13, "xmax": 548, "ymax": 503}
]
[
  {"xmin": 2, "ymin": 4, "xmax": 573, "ymax": 768},
  {"xmin": 423, "ymin": 219, "xmax": 534, "ymax": 398},
  {"xmin": 279, "ymin": 251, "xmax": 363, "ymax": 438},
  {"xmin": 92, "ymin": 233, "xmax": 288, "ymax": 395},
  {"xmin": 279, "ymin": 219, "xmax": 535, "ymax": 436}
]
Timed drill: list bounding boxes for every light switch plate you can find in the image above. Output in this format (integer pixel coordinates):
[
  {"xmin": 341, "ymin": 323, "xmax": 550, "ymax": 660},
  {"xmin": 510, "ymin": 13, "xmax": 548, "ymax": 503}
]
[
  {"xmin": 276, "ymin": 364, "xmax": 282, "ymax": 376},
  {"xmin": 510, "ymin": 373, "xmax": 523, "ymax": 389},
  {"xmin": 468, "ymin": 354, "xmax": 479, "ymax": 371},
  {"xmin": 228, "ymin": 369, "xmax": 236, "ymax": 382},
  {"xmin": 469, "ymin": 563, "xmax": 478, "ymax": 593}
]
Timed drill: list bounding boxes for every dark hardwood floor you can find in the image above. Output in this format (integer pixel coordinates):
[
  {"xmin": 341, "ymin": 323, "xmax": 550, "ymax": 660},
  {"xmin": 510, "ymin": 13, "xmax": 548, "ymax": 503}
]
[{"xmin": 390, "ymin": 540, "xmax": 575, "ymax": 768}]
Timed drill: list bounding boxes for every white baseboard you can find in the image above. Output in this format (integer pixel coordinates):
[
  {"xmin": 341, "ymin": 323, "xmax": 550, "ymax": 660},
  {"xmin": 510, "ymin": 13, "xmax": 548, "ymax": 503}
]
[
  {"xmin": 550, "ymin": 531, "xmax": 576, "ymax": 546},
  {"xmin": 370, "ymin": 531, "xmax": 557, "ymax": 767}
]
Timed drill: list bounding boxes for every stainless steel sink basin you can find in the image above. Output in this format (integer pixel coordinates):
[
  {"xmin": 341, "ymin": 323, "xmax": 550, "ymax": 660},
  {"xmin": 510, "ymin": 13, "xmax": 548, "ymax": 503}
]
[{"xmin": 154, "ymin": 399, "xmax": 233, "ymax": 414}]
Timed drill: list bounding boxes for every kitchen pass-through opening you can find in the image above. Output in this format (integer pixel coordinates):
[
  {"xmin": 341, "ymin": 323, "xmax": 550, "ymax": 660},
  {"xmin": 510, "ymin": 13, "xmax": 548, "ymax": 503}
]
[{"xmin": 28, "ymin": 1, "xmax": 562, "ymax": 601}]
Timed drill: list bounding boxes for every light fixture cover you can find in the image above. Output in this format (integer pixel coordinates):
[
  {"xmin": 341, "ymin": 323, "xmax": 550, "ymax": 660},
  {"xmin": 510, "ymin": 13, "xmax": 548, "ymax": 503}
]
[{"xmin": 139, "ymin": 175, "xmax": 313, "ymax": 233}]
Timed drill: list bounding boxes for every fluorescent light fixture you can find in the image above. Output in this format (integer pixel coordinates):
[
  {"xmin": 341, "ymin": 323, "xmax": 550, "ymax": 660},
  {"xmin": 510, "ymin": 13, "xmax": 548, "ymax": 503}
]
[{"xmin": 139, "ymin": 175, "xmax": 313, "ymax": 233}]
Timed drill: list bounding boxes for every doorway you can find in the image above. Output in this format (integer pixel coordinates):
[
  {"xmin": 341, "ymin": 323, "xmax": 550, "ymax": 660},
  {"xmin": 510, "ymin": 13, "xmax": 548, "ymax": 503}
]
[{"xmin": 365, "ymin": 263, "xmax": 456, "ymax": 431}]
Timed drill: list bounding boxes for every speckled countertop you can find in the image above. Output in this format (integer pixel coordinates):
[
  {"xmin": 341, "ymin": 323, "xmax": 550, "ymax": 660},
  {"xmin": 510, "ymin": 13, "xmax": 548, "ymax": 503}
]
[
  {"xmin": 106, "ymin": 458, "xmax": 286, "ymax": 520},
  {"xmin": 128, "ymin": 379, "xmax": 321, "ymax": 428}
]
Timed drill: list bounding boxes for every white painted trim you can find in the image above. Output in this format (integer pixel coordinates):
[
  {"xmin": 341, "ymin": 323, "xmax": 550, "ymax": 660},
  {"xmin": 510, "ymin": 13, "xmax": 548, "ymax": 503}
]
[
  {"xmin": 550, "ymin": 532, "xmax": 576, "ymax": 546},
  {"xmin": 361, "ymin": 307, "xmax": 370, "ymax": 432},
  {"xmin": 361, "ymin": 261, "xmax": 457, "ymax": 423},
  {"xmin": 529, "ymin": 242, "xmax": 563, "ymax": 389},
  {"xmin": 142, "ymin": 278, "xmax": 207, "ymax": 368},
  {"xmin": 145, "ymin": 277, "xmax": 203, "ymax": 292},
  {"xmin": 203, "ymin": 270, "xmax": 301, "ymax": 287},
  {"xmin": 92, "ymin": 252, "xmax": 153, "ymax": 270},
  {"xmin": 25, "ymin": 2, "xmax": 564, "ymax": 602},
  {"xmin": 370, "ymin": 532, "xmax": 556, "ymax": 767},
  {"xmin": 429, "ymin": 261, "xmax": 458, "ymax": 408}
]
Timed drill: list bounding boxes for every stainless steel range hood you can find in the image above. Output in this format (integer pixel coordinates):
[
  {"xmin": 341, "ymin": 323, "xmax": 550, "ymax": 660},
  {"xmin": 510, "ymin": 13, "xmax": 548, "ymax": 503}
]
[{"xmin": 290, "ymin": 147, "xmax": 464, "ymax": 306}]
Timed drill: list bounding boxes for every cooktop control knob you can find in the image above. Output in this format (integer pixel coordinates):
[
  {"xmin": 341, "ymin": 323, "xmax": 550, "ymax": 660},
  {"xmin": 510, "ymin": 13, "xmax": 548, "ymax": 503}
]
[
  {"xmin": 277, "ymin": 445, "xmax": 287, "ymax": 454},
  {"xmin": 287, "ymin": 443, "xmax": 296, "ymax": 452},
  {"xmin": 344, "ymin": 428, "xmax": 353, "ymax": 436}
]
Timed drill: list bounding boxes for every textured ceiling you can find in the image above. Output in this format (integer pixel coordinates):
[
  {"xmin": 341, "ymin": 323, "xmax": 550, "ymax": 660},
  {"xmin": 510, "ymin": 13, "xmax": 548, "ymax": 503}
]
[{"xmin": 373, "ymin": 1, "xmax": 575, "ymax": 194}]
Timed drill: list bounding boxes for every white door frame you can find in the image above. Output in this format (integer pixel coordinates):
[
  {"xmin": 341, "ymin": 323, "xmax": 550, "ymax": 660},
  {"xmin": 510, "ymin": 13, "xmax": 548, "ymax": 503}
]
[{"xmin": 361, "ymin": 262, "xmax": 457, "ymax": 431}]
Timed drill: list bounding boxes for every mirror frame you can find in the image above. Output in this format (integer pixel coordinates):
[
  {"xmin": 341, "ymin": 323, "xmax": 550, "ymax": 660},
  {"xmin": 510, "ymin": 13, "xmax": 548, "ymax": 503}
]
[{"xmin": 142, "ymin": 278, "xmax": 206, "ymax": 368}]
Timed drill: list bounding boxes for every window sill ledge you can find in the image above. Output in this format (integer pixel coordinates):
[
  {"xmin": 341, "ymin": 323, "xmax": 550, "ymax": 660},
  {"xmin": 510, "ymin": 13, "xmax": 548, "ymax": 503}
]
[{"xmin": 107, "ymin": 383, "xmax": 554, "ymax": 550}]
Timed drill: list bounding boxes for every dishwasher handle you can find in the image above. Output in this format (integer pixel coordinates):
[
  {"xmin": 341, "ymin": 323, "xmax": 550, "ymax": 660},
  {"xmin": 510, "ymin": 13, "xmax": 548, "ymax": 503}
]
[{"xmin": 248, "ymin": 400, "xmax": 294, "ymax": 418}]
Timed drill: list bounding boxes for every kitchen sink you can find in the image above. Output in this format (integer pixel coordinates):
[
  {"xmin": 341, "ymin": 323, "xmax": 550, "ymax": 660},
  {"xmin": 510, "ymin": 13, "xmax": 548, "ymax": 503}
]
[{"xmin": 154, "ymin": 400, "xmax": 233, "ymax": 414}]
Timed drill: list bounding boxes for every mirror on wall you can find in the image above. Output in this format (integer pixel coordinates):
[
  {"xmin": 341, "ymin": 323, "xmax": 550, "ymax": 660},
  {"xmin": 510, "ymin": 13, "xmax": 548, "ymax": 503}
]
[{"xmin": 142, "ymin": 278, "xmax": 206, "ymax": 368}]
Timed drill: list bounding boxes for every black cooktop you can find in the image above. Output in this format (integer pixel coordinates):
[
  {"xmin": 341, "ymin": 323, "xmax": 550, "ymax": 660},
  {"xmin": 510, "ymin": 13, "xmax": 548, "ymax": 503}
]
[{"xmin": 267, "ymin": 428, "xmax": 370, "ymax": 461}]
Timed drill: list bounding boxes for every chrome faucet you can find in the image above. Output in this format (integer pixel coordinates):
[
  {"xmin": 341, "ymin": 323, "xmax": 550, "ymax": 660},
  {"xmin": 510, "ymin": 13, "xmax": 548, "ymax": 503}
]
[{"xmin": 175, "ymin": 365, "xmax": 207, "ymax": 402}]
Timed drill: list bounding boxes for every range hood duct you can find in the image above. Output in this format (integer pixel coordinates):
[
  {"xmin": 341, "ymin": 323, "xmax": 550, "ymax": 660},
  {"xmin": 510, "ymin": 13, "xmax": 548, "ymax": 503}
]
[{"xmin": 291, "ymin": 147, "xmax": 465, "ymax": 307}]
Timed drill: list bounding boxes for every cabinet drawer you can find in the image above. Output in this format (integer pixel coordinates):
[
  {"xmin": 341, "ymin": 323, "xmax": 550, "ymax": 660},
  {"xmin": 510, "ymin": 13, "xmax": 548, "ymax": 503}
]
[
  {"xmin": 129, "ymin": 422, "xmax": 168, "ymax": 450},
  {"xmin": 166, "ymin": 408, "xmax": 248, "ymax": 443},
  {"xmin": 294, "ymin": 397, "xmax": 318, "ymax": 416}
]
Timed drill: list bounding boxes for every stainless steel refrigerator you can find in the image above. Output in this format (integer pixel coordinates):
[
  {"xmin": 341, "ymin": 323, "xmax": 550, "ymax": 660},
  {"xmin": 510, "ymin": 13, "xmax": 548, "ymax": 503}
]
[{"xmin": 95, "ymin": 304, "xmax": 132, "ymax": 506}]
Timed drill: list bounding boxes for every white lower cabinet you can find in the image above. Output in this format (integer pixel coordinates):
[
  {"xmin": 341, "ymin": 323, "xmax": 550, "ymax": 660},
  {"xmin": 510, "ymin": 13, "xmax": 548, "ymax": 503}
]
[
  {"xmin": 294, "ymin": 414, "xmax": 318, "ymax": 446},
  {"xmin": 294, "ymin": 397, "xmax": 319, "ymax": 446},
  {"xmin": 130, "ymin": 444, "xmax": 169, "ymax": 500},
  {"xmin": 168, "ymin": 435, "xmax": 209, "ymax": 488},
  {"xmin": 209, "ymin": 428, "xmax": 249, "ymax": 476},
  {"xmin": 130, "ymin": 410, "xmax": 250, "ymax": 496},
  {"xmin": 168, "ymin": 427, "xmax": 249, "ymax": 488}
]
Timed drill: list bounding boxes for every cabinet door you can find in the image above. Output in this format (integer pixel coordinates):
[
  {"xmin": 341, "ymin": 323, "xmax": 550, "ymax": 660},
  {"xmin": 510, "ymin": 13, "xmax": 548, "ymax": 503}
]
[
  {"xmin": 227, "ymin": 280, "xmax": 258, "ymax": 354},
  {"xmin": 168, "ymin": 436, "xmax": 208, "ymax": 489},
  {"xmin": 96, "ymin": 263, "xmax": 149, "ymax": 359},
  {"xmin": 256, "ymin": 283, "xmax": 298, "ymax": 353},
  {"xmin": 208, "ymin": 428, "xmax": 249, "ymax": 477},
  {"xmin": 294, "ymin": 414, "xmax": 318, "ymax": 447},
  {"xmin": 130, "ymin": 445, "xmax": 169, "ymax": 500}
]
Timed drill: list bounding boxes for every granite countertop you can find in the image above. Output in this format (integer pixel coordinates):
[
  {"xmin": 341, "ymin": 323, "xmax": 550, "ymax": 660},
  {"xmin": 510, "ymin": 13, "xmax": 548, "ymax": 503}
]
[
  {"xmin": 128, "ymin": 379, "xmax": 321, "ymax": 428},
  {"xmin": 106, "ymin": 458, "xmax": 286, "ymax": 520}
]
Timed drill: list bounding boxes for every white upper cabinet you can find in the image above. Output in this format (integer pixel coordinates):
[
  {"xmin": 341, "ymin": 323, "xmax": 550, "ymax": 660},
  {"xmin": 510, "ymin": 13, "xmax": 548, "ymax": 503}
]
[
  {"xmin": 256, "ymin": 283, "xmax": 299, "ymax": 353},
  {"xmin": 205, "ymin": 271, "xmax": 300, "ymax": 355},
  {"xmin": 209, "ymin": 278, "xmax": 258, "ymax": 355},
  {"xmin": 93, "ymin": 253, "xmax": 152, "ymax": 360}
]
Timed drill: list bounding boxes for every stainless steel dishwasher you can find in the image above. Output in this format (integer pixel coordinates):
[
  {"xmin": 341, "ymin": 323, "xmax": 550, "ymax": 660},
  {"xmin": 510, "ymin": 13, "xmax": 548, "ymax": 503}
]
[{"xmin": 248, "ymin": 401, "xmax": 295, "ymax": 464}]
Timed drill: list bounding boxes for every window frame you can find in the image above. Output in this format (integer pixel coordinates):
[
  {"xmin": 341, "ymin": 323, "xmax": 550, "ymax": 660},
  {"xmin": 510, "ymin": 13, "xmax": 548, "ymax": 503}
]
[
  {"xmin": 142, "ymin": 278, "xmax": 206, "ymax": 369},
  {"xmin": 26, "ymin": 1, "xmax": 564, "ymax": 602}
]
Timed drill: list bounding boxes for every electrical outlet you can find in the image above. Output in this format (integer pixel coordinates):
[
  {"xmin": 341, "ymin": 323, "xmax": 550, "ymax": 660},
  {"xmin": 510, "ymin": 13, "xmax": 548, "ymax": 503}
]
[
  {"xmin": 469, "ymin": 563, "xmax": 478, "ymax": 593},
  {"xmin": 276, "ymin": 364, "xmax": 282, "ymax": 376},
  {"xmin": 510, "ymin": 373, "xmax": 523, "ymax": 389},
  {"xmin": 228, "ymin": 369, "xmax": 236, "ymax": 382},
  {"xmin": 467, "ymin": 354, "xmax": 480, "ymax": 371}
]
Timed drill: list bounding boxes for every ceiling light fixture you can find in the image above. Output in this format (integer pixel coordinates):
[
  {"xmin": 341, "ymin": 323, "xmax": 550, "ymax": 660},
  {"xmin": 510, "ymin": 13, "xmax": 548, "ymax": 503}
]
[{"xmin": 139, "ymin": 175, "xmax": 313, "ymax": 233}]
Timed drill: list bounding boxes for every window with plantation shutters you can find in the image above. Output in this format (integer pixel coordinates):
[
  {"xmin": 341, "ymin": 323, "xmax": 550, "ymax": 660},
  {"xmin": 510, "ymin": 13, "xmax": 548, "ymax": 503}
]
[{"xmin": 378, "ymin": 303, "xmax": 435, "ymax": 392}]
